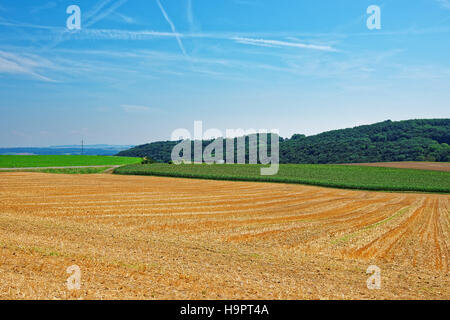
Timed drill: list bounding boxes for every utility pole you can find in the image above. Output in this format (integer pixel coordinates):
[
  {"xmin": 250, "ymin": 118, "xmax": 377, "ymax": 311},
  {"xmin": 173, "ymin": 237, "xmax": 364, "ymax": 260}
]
[{"xmin": 81, "ymin": 139, "xmax": 84, "ymax": 155}]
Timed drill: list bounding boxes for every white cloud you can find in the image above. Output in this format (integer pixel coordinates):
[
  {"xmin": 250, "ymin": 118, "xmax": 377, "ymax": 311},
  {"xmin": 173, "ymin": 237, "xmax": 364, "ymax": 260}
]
[
  {"xmin": 436, "ymin": 0, "xmax": 450, "ymax": 9},
  {"xmin": 30, "ymin": 1, "xmax": 57, "ymax": 14},
  {"xmin": 70, "ymin": 128, "xmax": 90, "ymax": 136},
  {"xmin": 73, "ymin": 28, "xmax": 180, "ymax": 40},
  {"xmin": 121, "ymin": 104, "xmax": 161, "ymax": 113},
  {"xmin": 11, "ymin": 130, "xmax": 32, "ymax": 139},
  {"xmin": 0, "ymin": 51, "xmax": 55, "ymax": 81},
  {"xmin": 0, "ymin": 18, "xmax": 58, "ymax": 30},
  {"xmin": 233, "ymin": 37, "xmax": 337, "ymax": 52}
]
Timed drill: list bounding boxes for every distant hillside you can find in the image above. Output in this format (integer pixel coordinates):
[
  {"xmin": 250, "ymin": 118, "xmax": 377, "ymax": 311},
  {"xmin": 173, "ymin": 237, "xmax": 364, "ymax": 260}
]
[
  {"xmin": 117, "ymin": 119, "xmax": 450, "ymax": 164},
  {"xmin": 0, "ymin": 145, "xmax": 134, "ymax": 156},
  {"xmin": 49, "ymin": 144, "xmax": 134, "ymax": 149}
]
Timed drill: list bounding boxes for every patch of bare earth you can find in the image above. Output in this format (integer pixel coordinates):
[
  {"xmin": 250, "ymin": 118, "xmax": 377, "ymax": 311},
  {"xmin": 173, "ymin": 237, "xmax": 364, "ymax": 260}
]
[
  {"xmin": 343, "ymin": 161, "xmax": 450, "ymax": 172},
  {"xmin": 0, "ymin": 172, "xmax": 448, "ymax": 299}
]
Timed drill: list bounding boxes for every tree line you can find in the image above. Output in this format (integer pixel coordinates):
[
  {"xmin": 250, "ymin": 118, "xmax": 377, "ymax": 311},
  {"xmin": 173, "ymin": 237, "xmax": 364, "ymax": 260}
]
[{"xmin": 117, "ymin": 119, "xmax": 450, "ymax": 164}]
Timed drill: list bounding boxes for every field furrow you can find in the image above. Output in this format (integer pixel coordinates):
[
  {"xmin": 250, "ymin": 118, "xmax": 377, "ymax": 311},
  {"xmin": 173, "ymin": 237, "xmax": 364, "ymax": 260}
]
[{"xmin": 0, "ymin": 172, "xmax": 448, "ymax": 299}]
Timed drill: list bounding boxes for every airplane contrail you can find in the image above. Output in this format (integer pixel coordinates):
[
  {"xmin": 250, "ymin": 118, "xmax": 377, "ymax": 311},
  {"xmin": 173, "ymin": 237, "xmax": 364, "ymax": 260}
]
[
  {"xmin": 156, "ymin": 0, "xmax": 187, "ymax": 57},
  {"xmin": 84, "ymin": 0, "xmax": 113, "ymax": 24},
  {"xmin": 85, "ymin": 0, "xmax": 129, "ymax": 28}
]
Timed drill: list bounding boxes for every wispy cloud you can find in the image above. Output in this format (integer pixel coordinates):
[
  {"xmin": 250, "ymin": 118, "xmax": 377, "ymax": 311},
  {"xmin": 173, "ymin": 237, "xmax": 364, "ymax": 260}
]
[
  {"xmin": 0, "ymin": 17, "xmax": 58, "ymax": 30},
  {"xmin": 0, "ymin": 50, "xmax": 55, "ymax": 82},
  {"xmin": 233, "ymin": 37, "xmax": 337, "ymax": 52},
  {"xmin": 1, "ymin": 15, "xmax": 449, "ymax": 44},
  {"xmin": 113, "ymin": 12, "xmax": 137, "ymax": 24},
  {"xmin": 37, "ymin": 0, "xmax": 126, "ymax": 51},
  {"xmin": 84, "ymin": 0, "xmax": 113, "ymax": 22},
  {"xmin": 69, "ymin": 28, "xmax": 180, "ymax": 40},
  {"xmin": 121, "ymin": 104, "xmax": 161, "ymax": 113},
  {"xmin": 187, "ymin": 0, "xmax": 194, "ymax": 30},
  {"xmin": 69, "ymin": 128, "xmax": 90, "ymax": 136},
  {"xmin": 84, "ymin": 0, "xmax": 111, "ymax": 19},
  {"xmin": 156, "ymin": 0, "xmax": 187, "ymax": 57},
  {"xmin": 85, "ymin": 0, "xmax": 129, "ymax": 28},
  {"xmin": 233, "ymin": 0, "xmax": 260, "ymax": 6},
  {"xmin": 11, "ymin": 130, "xmax": 32, "ymax": 139},
  {"xmin": 186, "ymin": 0, "xmax": 200, "ymax": 32},
  {"xmin": 436, "ymin": 0, "xmax": 450, "ymax": 9},
  {"xmin": 30, "ymin": 1, "xmax": 57, "ymax": 14}
]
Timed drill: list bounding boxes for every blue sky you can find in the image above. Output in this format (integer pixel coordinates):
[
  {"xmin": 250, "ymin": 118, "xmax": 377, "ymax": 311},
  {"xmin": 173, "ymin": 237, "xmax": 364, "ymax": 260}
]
[{"xmin": 0, "ymin": 0, "xmax": 449, "ymax": 147}]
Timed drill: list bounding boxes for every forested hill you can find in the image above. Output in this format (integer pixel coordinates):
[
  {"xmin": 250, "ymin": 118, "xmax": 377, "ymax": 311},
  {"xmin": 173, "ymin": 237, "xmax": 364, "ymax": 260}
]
[{"xmin": 117, "ymin": 119, "xmax": 450, "ymax": 164}]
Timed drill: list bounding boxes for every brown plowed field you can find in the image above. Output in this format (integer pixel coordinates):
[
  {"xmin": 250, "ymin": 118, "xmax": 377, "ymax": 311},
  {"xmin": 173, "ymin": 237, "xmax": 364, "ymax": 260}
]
[
  {"xmin": 344, "ymin": 161, "xmax": 450, "ymax": 172},
  {"xmin": 0, "ymin": 172, "xmax": 448, "ymax": 299}
]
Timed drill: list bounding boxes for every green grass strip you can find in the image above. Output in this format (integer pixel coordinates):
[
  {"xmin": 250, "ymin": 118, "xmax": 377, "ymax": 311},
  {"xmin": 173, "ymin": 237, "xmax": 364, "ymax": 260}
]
[{"xmin": 0, "ymin": 155, "xmax": 141, "ymax": 168}]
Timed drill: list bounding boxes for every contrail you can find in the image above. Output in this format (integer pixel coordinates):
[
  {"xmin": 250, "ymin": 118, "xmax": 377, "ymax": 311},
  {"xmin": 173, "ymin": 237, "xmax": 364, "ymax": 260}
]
[
  {"xmin": 85, "ymin": 0, "xmax": 129, "ymax": 28},
  {"xmin": 83, "ymin": 0, "xmax": 113, "ymax": 23},
  {"xmin": 233, "ymin": 37, "xmax": 337, "ymax": 52},
  {"xmin": 156, "ymin": 0, "xmax": 187, "ymax": 57},
  {"xmin": 40, "ymin": 0, "xmax": 127, "ymax": 51},
  {"xmin": 187, "ymin": 0, "xmax": 195, "ymax": 32}
]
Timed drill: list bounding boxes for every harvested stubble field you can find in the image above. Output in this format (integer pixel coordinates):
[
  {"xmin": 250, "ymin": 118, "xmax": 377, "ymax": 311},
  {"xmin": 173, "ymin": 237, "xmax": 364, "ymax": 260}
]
[{"xmin": 0, "ymin": 172, "xmax": 448, "ymax": 300}]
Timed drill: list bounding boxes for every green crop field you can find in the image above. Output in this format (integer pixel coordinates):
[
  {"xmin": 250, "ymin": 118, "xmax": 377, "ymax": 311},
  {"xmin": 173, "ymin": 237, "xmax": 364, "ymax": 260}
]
[
  {"xmin": 114, "ymin": 163, "xmax": 450, "ymax": 193},
  {"xmin": 0, "ymin": 155, "xmax": 141, "ymax": 168}
]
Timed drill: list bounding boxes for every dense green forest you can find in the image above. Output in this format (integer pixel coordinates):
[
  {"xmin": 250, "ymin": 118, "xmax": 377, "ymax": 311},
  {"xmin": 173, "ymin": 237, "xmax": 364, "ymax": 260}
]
[{"xmin": 117, "ymin": 119, "xmax": 450, "ymax": 164}]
